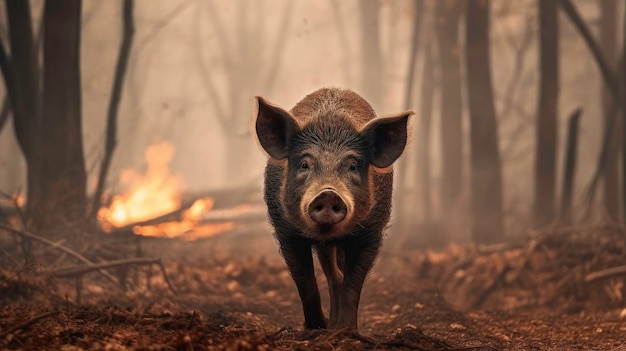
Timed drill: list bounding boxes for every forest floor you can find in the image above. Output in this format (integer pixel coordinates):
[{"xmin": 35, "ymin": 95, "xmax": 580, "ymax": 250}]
[{"xmin": 1, "ymin": 224, "xmax": 626, "ymax": 350}]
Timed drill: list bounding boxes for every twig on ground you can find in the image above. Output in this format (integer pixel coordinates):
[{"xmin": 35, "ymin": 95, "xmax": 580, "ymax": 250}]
[
  {"xmin": 0, "ymin": 310, "xmax": 58, "ymax": 338},
  {"xmin": 585, "ymin": 265, "xmax": 626, "ymax": 283},
  {"xmin": 54, "ymin": 257, "xmax": 176, "ymax": 294},
  {"xmin": 473, "ymin": 264, "xmax": 511, "ymax": 309},
  {"xmin": 0, "ymin": 263, "xmax": 36, "ymax": 287},
  {"xmin": 505, "ymin": 238, "xmax": 540, "ymax": 284},
  {"xmin": 0, "ymin": 224, "xmax": 120, "ymax": 287},
  {"xmin": 543, "ymin": 266, "xmax": 582, "ymax": 306}
]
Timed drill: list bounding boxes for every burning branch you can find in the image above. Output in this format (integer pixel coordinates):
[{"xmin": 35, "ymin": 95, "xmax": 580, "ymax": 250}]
[{"xmin": 106, "ymin": 198, "xmax": 198, "ymax": 235}]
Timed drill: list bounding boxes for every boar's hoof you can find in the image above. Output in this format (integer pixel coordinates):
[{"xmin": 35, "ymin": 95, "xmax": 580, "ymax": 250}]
[{"xmin": 308, "ymin": 190, "xmax": 347, "ymax": 225}]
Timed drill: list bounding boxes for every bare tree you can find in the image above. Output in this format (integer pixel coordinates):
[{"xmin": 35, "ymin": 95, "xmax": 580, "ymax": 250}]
[
  {"xmin": 559, "ymin": 108, "xmax": 582, "ymax": 224},
  {"xmin": 39, "ymin": 0, "xmax": 86, "ymax": 232},
  {"xmin": 403, "ymin": 0, "xmax": 424, "ymax": 111},
  {"xmin": 359, "ymin": 0, "xmax": 383, "ymax": 109},
  {"xmin": 418, "ymin": 40, "xmax": 436, "ymax": 222},
  {"xmin": 600, "ymin": 0, "xmax": 620, "ymax": 221},
  {"xmin": 0, "ymin": 0, "xmax": 87, "ymax": 233},
  {"xmin": 622, "ymin": 0, "xmax": 626, "ymax": 222},
  {"xmin": 3, "ymin": 0, "xmax": 41, "ymax": 221},
  {"xmin": 198, "ymin": 0, "xmax": 294, "ymax": 179},
  {"xmin": 0, "ymin": 97, "xmax": 9, "ymax": 134},
  {"xmin": 465, "ymin": 0, "xmax": 504, "ymax": 244},
  {"xmin": 561, "ymin": 0, "xmax": 624, "ymax": 216},
  {"xmin": 90, "ymin": 0, "xmax": 135, "ymax": 221},
  {"xmin": 436, "ymin": 0, "xmax": 464, "ymax": 211},
  {"xmin": 394, "ymin": 0, "xmax": 424, "ymax": 232},
  {"xmin": 533, "ymin": 0, "xmax": 559, "ymax": 228}
]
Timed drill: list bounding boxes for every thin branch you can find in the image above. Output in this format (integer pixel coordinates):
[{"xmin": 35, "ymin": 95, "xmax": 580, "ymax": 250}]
[
  {"xmin": 54, "ymin": 257, "xmax": 175, "ymax": 293},
  {"xmin": 498, "ymin": 11, "xmax": 533, "ymax": 119},
  {"xmin": 558, "ymin": 0, "xmax": 620, "ymax": 100},
  {"xmin": 559, "ymin": 108, "xmax": 582, "ymax": 224},
  {"xmin": 403, "ymin": 0, "xmax": 424, "ymax": 110},
  {"xmin": 90, "ymin": 0, "xmax": 135, "ymax": 221},
  {"xmin": 202, "ymin": 1, "xmax": 232, "ymax": 130},
  {"xmin": 582, "ymin": 53, "xmax": 625, "ymax": 214},
  {"xmin": 0, "ymin": 263, "xmax": 35, "ymax": 287},
  {"xmin": 0, "ymin": 310, "xmax": 58, "ymax": 338},
  {"xmin": 0, "ymin": 33, "xmax": 16, "ymax": 126},
  {"xmin": 472, "ymin": 264, "xmax": 511, "ymax": 309},
  {"xmin": 585, "ymin": 265, "xmax": 626, "ymax": 283},
  {"xmin": 560, "ymin": 0, "xmax": 626, "ymax": 215},
  {"xmin": 263, "ymin": 0, "xmax": 295, "ymax": 94},
  {"xmin": 329, "ymin": 0, "xmax": 352, "ymax": 84},
  {"xmin": 195, "ymin": 1, "xmax": 226, "ymax": 125},
  {"xmin": 136, "ymin": 0, "xmax": 196, "ymax": 53},
  {"xmin": 0, "ymin": 224, "xmax": 120, "ymax": 286},
  {"xmin": 0, "ymin": 95, "xmax": 10, "ymax": 134}
]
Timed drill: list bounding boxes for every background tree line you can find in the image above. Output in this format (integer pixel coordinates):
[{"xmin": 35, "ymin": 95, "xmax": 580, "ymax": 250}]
[{"xmin": 0, "ymin": 0, "xmax": 622, "ymax": 248}]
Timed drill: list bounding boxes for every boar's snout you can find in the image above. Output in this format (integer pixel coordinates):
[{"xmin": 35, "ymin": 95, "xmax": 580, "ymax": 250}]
[{"xmin": 308, "ymin": 190, "xmax": 347, "ymax": 225}]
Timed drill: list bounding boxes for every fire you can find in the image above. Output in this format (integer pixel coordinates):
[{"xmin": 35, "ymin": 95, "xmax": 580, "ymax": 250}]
[{"xmin": 98, "ymin": 141, "xmax": 234, "ymax": 239}]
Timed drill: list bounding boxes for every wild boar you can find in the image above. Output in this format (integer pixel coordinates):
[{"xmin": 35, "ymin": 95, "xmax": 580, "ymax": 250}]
[{"xmin": 254, "ymin": 87, "xmax": 412, "ymax": 330}]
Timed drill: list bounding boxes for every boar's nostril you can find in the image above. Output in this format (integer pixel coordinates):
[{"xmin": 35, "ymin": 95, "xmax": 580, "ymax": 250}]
[{"xmin": 308, "ymin": 190, "xmax": 347, "ymax": 225}]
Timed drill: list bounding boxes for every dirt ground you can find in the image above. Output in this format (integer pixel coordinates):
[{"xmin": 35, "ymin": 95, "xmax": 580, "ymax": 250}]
[{"xmin": 1, "ymin": 225, "xmax": 626, "ymax": 350}]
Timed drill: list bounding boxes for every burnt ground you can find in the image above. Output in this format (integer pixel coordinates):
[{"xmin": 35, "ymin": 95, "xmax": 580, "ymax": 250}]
[{"xmin": 1, "ymin": 224, "xmax": 626, "ymax": 350}]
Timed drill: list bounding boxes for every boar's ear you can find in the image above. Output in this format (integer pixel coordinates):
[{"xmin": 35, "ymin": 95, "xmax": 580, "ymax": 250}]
[
  {"xmin": 361, "ymin": 111, "xmax": 414, "ymax": 168},
  {"xmin": 255, "ymin": 96, "xmax": 300, "ymax": 160}
]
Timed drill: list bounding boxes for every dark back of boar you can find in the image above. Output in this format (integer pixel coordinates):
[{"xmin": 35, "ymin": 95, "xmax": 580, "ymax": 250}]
[{"xmin": 255, "ymin": 88, "xmax": 412, "ymax": 330}]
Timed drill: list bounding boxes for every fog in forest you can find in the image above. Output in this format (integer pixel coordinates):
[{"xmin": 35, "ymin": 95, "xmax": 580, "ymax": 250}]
[
  {"xmin": 0, "ymin": 0, "xmax": 615, "ymax": 246},
  {"xmin": 3, "ymin": 1, "xmax": 626, "ymax": 349}
]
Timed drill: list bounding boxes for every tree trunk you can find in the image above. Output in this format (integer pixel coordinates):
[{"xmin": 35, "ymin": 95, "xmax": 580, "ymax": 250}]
[
  {"xmin": 359, "ymin": 0, "xmax": 383, "ymax": 109},
  {"xmin": 559, "ymin": 108, "xmax": 582, "ymax": 224},
  {"xmin": 37, "ymin": 0, "xmax": 87, "ymax": 232},
  {"xmin": 394, "ymin": 0, "xmax": 424, "ymax": 233},
  {"xmin": 533, "ymin": 0, "xmax": 559, "ymax": 228},
  {"xmin": 5, "ymin": 0, "xmax": 42, "ymax": 222},
  {"xmin": 436, "ymin": 0, "xmax": 463, "ymax": 211},
  {"xmin": 465, "ymin": 0, "xmax": 504, "ymax": 244},
  {"xmin": 600, "ymin": 0, "xmax": 620, "ymax": 221},
  {"xmin": 622, "ymin": 0, "xmax": 626, "ymax": 223},
  {"xmin": 418, "ymin": 41, "xmax": 435, "ymax": 222},
  {"xmin": 403, "ymin": 0, "xmax": 424, "ymax": 111}
]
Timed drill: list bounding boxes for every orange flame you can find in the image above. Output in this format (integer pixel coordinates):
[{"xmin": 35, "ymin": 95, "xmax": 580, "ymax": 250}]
[{"xmin": 98, "ymin": 141, "xmax": 234, "ymax": 239}]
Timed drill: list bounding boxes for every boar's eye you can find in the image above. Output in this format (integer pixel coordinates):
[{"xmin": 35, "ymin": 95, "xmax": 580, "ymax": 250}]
[
  {"xmin": 300, "ymin": 160, "xmax": 309, "ymax": 170},
  {"xmin": 349, "ymin": 161, "xmax": 358, "ymax": 172}
]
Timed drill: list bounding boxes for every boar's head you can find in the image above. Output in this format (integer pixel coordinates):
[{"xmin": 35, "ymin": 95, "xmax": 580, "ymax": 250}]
[{"xmin": 255, "ymin": 89, "xmax": 412, "ymax": 241}]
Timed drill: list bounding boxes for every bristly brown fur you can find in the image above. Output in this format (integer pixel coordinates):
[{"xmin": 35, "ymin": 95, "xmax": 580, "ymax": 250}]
[{"xmin": 290, "ymin": 88, "xmax": 376, "ymax": 128}]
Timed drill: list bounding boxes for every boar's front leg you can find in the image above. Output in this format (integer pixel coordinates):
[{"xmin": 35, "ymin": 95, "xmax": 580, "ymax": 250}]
[
  {"xmin": 279, "ymin": 235, "xmax": 327, "ymax": 329},
  {"xmin": 316, "ymin": 244, "xmax": 343, "ymax": 328},
  {"xmin": 334, "ymin": 237, "xmax": 381, "ymax": 330}
]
